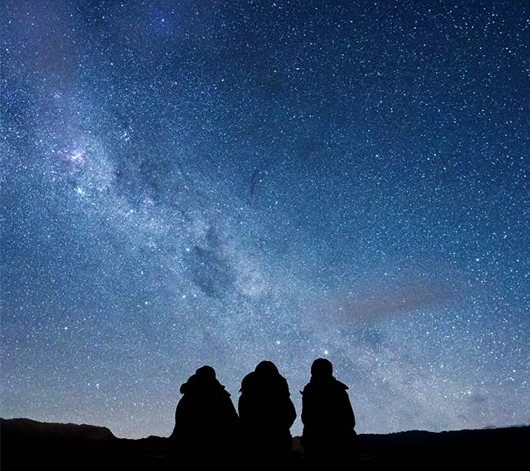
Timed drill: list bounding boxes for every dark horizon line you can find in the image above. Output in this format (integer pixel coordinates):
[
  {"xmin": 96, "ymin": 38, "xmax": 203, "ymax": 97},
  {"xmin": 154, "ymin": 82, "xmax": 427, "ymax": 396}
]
[{"xmin": 2, "ymin": 415, "xmax": 529, "ymax": 441}]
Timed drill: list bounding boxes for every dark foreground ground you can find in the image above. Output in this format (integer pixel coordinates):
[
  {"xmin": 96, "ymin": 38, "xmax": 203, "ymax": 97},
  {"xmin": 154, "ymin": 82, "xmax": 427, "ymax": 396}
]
[{"xmin": 1, "ymin": 417, "xmax": 529, "ymax": 465}]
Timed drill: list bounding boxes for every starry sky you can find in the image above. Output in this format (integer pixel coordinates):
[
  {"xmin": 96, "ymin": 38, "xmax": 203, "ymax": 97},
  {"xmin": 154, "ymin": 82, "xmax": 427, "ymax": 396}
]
[{"xmin": 1, "ymin": 0, "xmax": 529, "ymax": 439}]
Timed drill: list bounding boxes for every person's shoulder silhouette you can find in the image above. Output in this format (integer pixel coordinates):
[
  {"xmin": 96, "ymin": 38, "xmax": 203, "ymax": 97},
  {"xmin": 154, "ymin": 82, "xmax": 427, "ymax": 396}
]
[
  {"xmin": 301, "ymin": 358, "xmax": 361, "ymax": 461},
  {"xmin": 238, "ymin": 361, "xmax": 296, "ymax": 461},
  {"xmin": 168, "ymin": 365, "xmax": 238, "ymax": 462}
]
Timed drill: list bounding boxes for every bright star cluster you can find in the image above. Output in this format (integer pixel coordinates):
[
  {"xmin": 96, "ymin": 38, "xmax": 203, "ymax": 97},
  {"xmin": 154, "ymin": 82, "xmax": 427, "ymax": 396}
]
[{"xmin": 1, "ymin": 0, "xmax": 529, "ymax": 438}]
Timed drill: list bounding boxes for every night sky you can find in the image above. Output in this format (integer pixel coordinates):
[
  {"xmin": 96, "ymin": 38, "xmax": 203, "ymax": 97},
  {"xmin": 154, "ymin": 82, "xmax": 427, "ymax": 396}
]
[{"xmin": 1, "ymin": 0, "xmax": 529, "ymax": 439}]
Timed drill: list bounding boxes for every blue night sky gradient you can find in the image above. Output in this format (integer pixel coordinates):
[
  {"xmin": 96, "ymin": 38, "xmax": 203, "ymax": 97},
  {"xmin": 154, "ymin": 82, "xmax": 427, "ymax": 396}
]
[{"xmin": 1, "ymin": 0, "xmax": 529, "ymax": 438}]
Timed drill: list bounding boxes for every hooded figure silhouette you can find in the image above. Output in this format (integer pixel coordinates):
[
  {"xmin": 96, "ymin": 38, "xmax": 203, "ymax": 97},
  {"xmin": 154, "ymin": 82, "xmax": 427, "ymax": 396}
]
[
  {"xmin": 238, "ymin": 361, "xmax": 296, "ymax": 461},
  {"xmin": 168, "ymin": 365, "xmax": 238, "ymax": 462},
  {"xmin": 301, "ymin": 358, "xmax": 361, "ymax": 461}
]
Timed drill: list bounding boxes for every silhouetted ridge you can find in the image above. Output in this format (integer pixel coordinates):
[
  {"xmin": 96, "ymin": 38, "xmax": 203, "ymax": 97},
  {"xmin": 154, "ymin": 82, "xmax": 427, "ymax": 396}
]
[
  {"xmin": 359, "ymin": 426, "xmax": 530, "ymax": 463},
  {"xmin": 1, "ymin": 417, "xmax": 116, "ymax": 441},
  {"xmin": 2, "ymin": 417, "xmax": 530, "ymax": 463}
]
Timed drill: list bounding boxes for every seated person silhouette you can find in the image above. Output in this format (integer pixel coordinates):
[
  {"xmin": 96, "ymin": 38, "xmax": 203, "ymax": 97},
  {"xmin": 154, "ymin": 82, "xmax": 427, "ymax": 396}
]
[
  {"xmin": 168, "ymin": 365, "xmax": 238, "ymax": 462},
  {"xmin": 301, "ymin": 358, "xmax": 361, "ymax": 461},
  {"xmin": 238, "ymin": 361, "xmax": 297, "ymax": 461}
]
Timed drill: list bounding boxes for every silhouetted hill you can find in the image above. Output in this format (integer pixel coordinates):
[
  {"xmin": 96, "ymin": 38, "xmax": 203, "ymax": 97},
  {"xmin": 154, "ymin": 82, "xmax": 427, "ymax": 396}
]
[
  {"xmin": 0, "ymin": 417, "xmax": 167, "ymax": 464},
  {"xmin": 358, "ymin": 426, "xmax": 530, "ymax": 463},
  {"xmin": 1, "ymin": 417, "xmax": 529, "ymax": 464},
  {"xmin": 1, "ymin": 417, "xmax": 116, "ymax": 441}
]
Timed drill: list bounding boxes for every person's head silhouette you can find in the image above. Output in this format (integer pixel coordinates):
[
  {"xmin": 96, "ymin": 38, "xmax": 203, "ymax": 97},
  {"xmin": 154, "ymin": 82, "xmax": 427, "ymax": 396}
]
[
  {"xmin": 195, "ymin": 365, "xmax": 216, "ymax": 380},
  {"xmin": 255, "ymin": 360, "xmax": 279, "ymax": 377},
  {"xmin": 311, "ymin": 358, "xmax": 333, "ymax": 378}
]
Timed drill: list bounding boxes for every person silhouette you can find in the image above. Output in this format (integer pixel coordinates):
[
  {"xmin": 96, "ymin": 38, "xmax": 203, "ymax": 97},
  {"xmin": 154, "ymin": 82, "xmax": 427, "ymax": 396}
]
[
  {"xmin": 237, "ymin": 361, "xmax": 297, "ymax": 461},
  {"xmin": 301, "ymin": 358, "xmax": 361, "ymax": 461},
  {"xmin": 167, "ymin": 365, "xmax": 238, "ymax": 462}
]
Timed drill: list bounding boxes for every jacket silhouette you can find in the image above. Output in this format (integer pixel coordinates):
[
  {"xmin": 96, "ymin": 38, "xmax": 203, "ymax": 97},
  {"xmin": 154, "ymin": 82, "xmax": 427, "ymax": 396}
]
[
  {"xmin": 238, "ymin": 361, "xmax": 296, "ymax": 461},
  {"xmin": 168, "ymin": 365, "xmax": 238, "ymax": 461},
  {"xmin": 301, "ymin": 358, "xmax": 361, "ymax": 461}
]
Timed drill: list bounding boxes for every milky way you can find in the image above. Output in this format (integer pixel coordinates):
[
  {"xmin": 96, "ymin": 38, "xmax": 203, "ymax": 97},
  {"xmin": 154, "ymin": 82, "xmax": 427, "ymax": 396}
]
[{"xmin": 1, "ymin": 1, "xmax": 529, "ymax": 438}]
